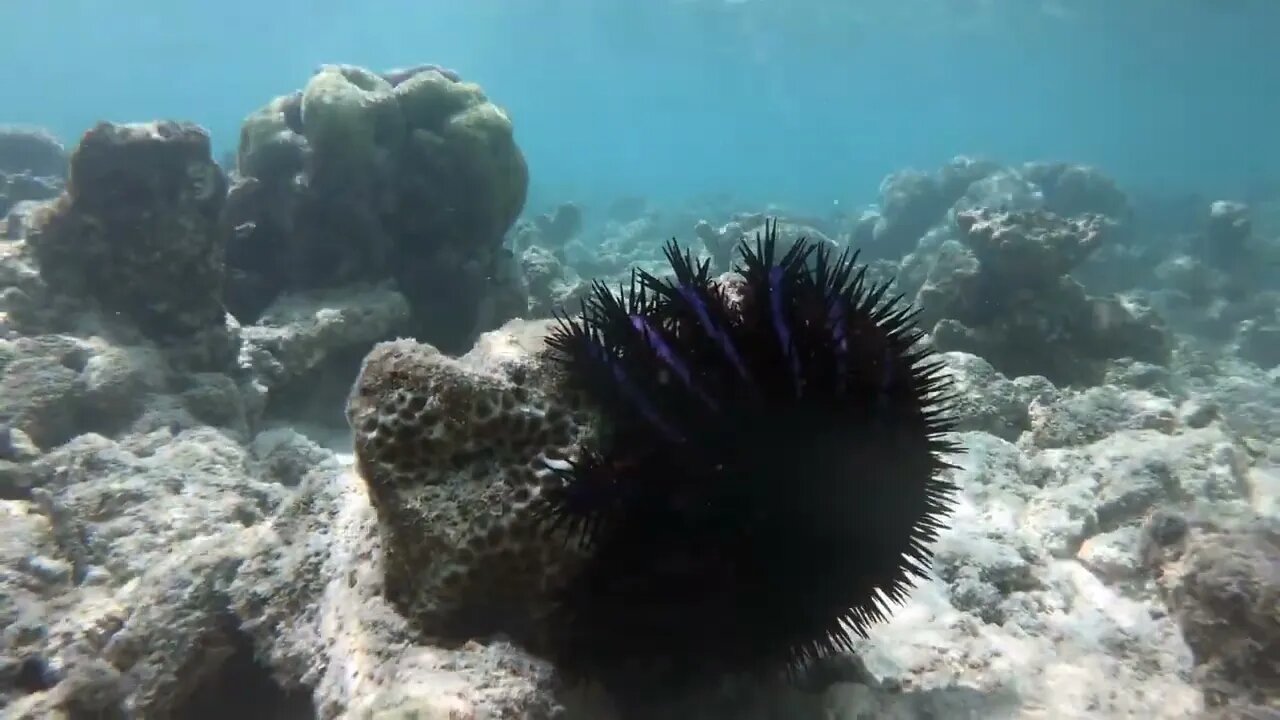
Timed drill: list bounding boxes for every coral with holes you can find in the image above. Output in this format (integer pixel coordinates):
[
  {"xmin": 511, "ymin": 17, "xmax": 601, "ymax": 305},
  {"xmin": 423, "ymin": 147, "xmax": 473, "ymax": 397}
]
[
  {"xmin": 26, "ymin": 121, "xmax": 229, "ymax": 344},
  {"xmin": 345, "ymin": 321, "xmax": 590, "ymax": 644},
  {"xmin": 916, "ymin": 208, "xmax": 1171, "ymax": 386}
]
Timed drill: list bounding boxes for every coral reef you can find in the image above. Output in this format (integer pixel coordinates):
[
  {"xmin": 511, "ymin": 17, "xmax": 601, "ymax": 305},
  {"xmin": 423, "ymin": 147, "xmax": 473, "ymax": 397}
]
[
  {"xmin": 225, "ymin": 63, "xmax": 529, "ymax": 353},
  {"xmin": 519, "ymin": 245, "xmax": 585, "ymax": 318},
  {"xmin": 238, "ymin": 283, "xmax": 411, "ymax": 421},
  {"xmin": 1193, "ymin": 200, "xmax": 1253, "ymax": 272},
  {"xmin": 917, "ymin": 208, "xmax": 1171, "ymax": 385},
  {"xmin": 1, "ymin": 106, "xmax": 1278, "ymax": 720},
  {"xmin": 512, "ymin": 202, "xmax": 584, "ymax": 258},
  {"xmin": 1020, "ymin": 161, "xmax": 1132, "ymax": 220},
  {"xmin": 4, "ymin": 297, "xmax": 1280, "ymax": 717},
  {"xmin": 26, "ymin": 122, "xmax": 230, "ymax": 348},
  {"xmin": 1148, "ymin": 199, "xmax": 1280, "ymax": 368},
  {"xmin": 851, "ymin": 157, "xmax": 1132, "ymax": 265},
  {"xmin": 0, "ymin": 128, "xmax": 66, "ymax": 221}
]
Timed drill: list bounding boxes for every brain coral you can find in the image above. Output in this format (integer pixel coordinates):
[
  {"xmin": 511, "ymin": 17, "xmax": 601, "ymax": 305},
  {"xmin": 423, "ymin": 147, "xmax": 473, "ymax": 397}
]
[{"xmin": 228, "ymin": 64, "xmax": 529, "ymax": 353}]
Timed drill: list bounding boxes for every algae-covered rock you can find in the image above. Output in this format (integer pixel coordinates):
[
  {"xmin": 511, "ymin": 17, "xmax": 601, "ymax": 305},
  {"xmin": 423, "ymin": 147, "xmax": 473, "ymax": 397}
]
[
  {"xmin": 27, "ymin": 121, "xmax": 230, "ymax": 347},
  {"xmin": 394, "ymin": 69, "xmax": 486, "ymax": 130},
  {"xmin": 226, "ymin": 64, "xmax": 529, "ymax": 354},
  {"xmin": 299, "ymin": 65, "xmax": 401, "ymax": 176},
  {"xmin": 236, "ymin": 94, "xmax": 307, "ymax": 181}
]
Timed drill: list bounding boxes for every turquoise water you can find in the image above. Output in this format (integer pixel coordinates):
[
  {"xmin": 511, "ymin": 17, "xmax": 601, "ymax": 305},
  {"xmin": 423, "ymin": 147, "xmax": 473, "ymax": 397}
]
[{"xmin": 2, "ymin": 0, "xmax": 1278, "ymax": 211}]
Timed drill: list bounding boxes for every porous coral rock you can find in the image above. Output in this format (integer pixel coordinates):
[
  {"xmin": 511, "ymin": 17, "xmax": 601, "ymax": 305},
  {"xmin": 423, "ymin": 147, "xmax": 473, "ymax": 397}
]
[
  {"xmin": 0, "ymin": 419, "xmax": 576, "ymax": 719},
  {"xmin": 229, "ymin": 457, "xmax": 572, "ymax": 720},
  {"xmin": 345, "ymin": 320, "xmax": 590, "ymax": 645}
]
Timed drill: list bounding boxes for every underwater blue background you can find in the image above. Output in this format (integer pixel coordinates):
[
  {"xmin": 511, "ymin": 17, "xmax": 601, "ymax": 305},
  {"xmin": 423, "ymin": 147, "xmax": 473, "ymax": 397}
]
[{"xmin": 4, "ymin": 0, "xmax": 1278, "ymax": 213}]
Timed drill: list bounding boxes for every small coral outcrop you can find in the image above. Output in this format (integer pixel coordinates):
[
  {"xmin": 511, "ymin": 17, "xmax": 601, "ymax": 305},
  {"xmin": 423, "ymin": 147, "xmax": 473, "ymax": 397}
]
[
  {"xmin": 853, "ymin": 157, "xmax": 1133, "ymax": 264},
  {"xmin": 27, "ymin": 122, "xmax": 228, "ymax": 342},
  {"xmin": 1020, "ymin": 161, "xmax": 1131, "ymax": 220},
  {"xmin": 345, "ymin": 321, "xmax": 588, "ymax": 642},
  {"xmin": 226, "ymin": 63, "xmax": 529, "ymax": 353},
  {"xmin": 917, "ymin": 208, "xmax": 1170, "ymax": 385},
  {"xmin": 1141, "ymin": 511, "xmax": 1280, "ymax": 711},
  {"xmin": 0, "ymin": 128, "xmax": 67, "ymax": 222},
  {"xmin": 511, "ymin": 202, "xmax": 583, "ymax": 258}
]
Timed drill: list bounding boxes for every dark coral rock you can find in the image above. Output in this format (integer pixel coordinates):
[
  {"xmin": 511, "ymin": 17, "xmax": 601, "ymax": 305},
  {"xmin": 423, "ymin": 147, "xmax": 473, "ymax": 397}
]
[
  {"xmin": 532, "ymin": 202, "xmax": 583, "ymax": 250},
  {"xmin": 27, "ymin": 121, "xmax": 229, "ymax": 341},
  {"xmin": 864, "ymin": 157, "xmax": 1000, "ymax": 261},
  {"xmin": 955, "ymin": 207, "xmax": 1112, "ymax": 288},
  {"xmin": 1021, "ymin": 161, "xmax": 1131, "ymax": 220},
  {"xmin": 869, "ymin": 169, "xmax": 949, "ymax": 258},
  {"xmin": 0, "ymin": 127, "xmax": 67, "ymax": 178},
  {"xmin": 229, "ymin": 64, "xmax": 529, "ymax": 354},
  {"xmin": 1200, "ymin": 200, "xmax": 1253, "ymax": 270},
  {"xmin": 0, "ymin": 127, "xmax": 67, "ymax": 217},
  {"xmin": 1238, "ymin": 314, "xmax": 1280, "ymax": 369},
  {"xmin": 1142, "ymin": 512, "xmax": 1280, "ymax": 710},
  {"xmin": 918, "ymin": 208, "xmax": 1169, "ymax": 386}
]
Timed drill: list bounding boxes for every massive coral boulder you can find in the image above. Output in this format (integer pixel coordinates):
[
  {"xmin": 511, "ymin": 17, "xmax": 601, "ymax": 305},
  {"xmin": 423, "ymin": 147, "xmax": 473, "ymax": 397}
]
[
  {"xmin": 917, "ymin": 208, "xmax": 1170, "ymax": 386},
  {"xmin": 226, "ymin": 63, "xmax": 530, "ymax": 354},
  {"xmin": 25, "ymin": 122, "xmax": 229, "ymax": 346}
]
